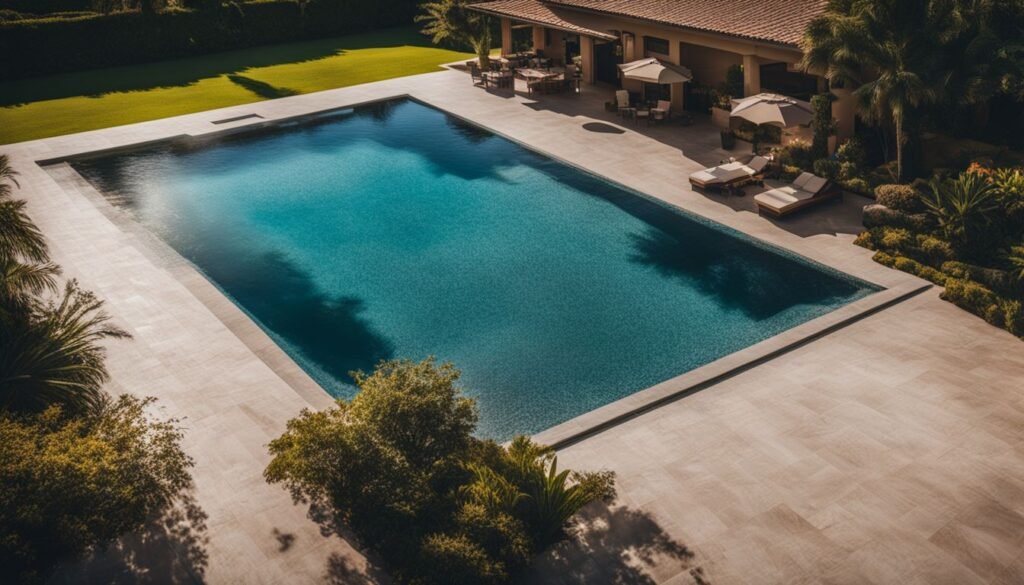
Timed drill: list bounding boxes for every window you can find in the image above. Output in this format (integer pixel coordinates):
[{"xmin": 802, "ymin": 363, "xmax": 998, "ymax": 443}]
[{"xmin": 644, "ymin": 36, "xmax": 670, "ymax": 56}]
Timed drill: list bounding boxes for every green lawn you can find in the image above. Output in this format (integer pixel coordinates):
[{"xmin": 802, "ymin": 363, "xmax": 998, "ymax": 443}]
[{"xmin": 0, "ymin": 27, "xmax": 473, "ymax": 145}]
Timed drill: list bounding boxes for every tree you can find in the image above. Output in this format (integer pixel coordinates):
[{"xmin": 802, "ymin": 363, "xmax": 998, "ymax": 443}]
[
  {"xmin": 265, "ymin": 358, "xmax": 479, "ymax": 555},
  {"xmin": 802, "ymin": 0, "xmax": 962, "ymax": 181},
  {"xmin": 0, "ymin": 156, "xmax": 59, "ymax": 322},
  {"xmin": 0, "ymin": 281, "xmax": 130, "ymax": 416},
  {"xmin": 265, "ymin": 359, "xmax": 614, "ymax": 584},
  {"xmin": 0, "ymin": 396, "xmax": 194, "ymax": 583},
  {"xmin": 417, "ymin": 0, "xmax": 493, "ymax": 69}
]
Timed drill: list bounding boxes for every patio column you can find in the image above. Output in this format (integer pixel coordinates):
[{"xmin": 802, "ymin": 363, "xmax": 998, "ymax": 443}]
[
  {"xmin": 832, "ymin": 86, "xmax": 856, "ymax": 141},
  {"xmin": 669, "ymin": 40, "xmax": 684, "ymax": 113},
  {"xmin": 742, "ymin": 54, "xmax": 761, "ymax": 97},
  {"xmin": 500, "ymin": 17, "xmax": 512, "ymax": 56},
  {"xmin": 532, "ymin": 26, "xmax": 546, "ymax": 53},
  {"xmin": 579, "ymin": 36, "xmax": 595, "ymax": 84}
]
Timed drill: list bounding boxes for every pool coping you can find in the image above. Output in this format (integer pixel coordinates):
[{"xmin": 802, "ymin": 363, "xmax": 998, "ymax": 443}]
[{"xmin": 30, "ymin": 90, "xmax": 928, "ymax": 449}]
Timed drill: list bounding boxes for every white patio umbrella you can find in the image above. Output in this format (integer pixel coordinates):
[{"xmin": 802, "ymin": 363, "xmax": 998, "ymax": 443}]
[
  {"xmin": 617, "ymin": 58, "xmax": 693, "ymax": 85},
  {"xmin": 730, "ymin": 93, "xmax": 813, "ymax": 128}
]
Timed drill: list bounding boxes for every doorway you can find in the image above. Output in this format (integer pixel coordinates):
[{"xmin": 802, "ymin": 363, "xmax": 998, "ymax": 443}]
[{"xmin": 594, "ymin": 39, "xmax": 622, "ymax": 86}]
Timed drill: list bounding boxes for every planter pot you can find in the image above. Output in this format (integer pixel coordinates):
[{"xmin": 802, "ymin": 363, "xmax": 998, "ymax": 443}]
[
  {"xmin": 720, "ymin": 130, "xmax": 736, "ymax": 150},
  {"xmin": 711, "ymin": 106, "xmax": 731, "ymax": 129}
]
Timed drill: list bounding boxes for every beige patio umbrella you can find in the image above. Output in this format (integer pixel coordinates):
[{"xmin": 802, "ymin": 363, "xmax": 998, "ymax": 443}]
[
  {"xmin": 729, "ymin": 93, "xmax": 813, "ymax": 127},
  {"xmin": 617, "ymin": 58, "xmax": 693, "ymax": 84}
]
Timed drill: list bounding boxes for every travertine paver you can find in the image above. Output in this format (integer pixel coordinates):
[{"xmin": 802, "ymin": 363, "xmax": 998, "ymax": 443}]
[{"xmin": 3, "ymin": 68, "xmax": 1022, "ymax": 584}]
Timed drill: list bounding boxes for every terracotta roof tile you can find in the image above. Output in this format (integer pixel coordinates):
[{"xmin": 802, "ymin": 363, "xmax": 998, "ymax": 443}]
[
  {"xmin": 471, "ymin": 0, "xmax": 619, "ymax": 40},
  {"xmin": 479, "ymin": 0, "xmax": 827, "ymax": 47}
]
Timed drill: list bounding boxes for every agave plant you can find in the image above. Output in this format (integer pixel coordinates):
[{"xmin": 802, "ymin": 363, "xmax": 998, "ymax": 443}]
[
  {"xmin": 0, "ymin": 280, "xmax": 130, "ymax": 416},
  {"xmin": 501, "ymin": 436, "xmax": 615, "ymax": 548},
  {"xmin": 921, "ymin": 171, "xmax": 999, "ymax": 250},
  {"xmin": 1007, "ymin": 245, "xmax": 1024, "ymax": 287}
]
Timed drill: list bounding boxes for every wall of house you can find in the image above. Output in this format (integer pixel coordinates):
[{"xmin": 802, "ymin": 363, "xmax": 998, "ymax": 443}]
[{"xmin": 679, "ymin": 42, "xmax": 742, "ymax": 88}]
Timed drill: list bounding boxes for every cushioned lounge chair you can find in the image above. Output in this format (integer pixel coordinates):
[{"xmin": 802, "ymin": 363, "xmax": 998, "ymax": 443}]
[
  {"xmin": 688, "ymin": 155, "xmax": 770, "ymax": 193},
  {"xmin": 753, "ymin": 172, "xmax": 839, "ymax": 216}
]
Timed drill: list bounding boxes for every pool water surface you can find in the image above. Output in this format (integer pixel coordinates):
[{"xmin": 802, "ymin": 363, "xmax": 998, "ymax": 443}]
[{"xmin": 74, "ymin": 99, "xmax": 875, "ymax": 439}]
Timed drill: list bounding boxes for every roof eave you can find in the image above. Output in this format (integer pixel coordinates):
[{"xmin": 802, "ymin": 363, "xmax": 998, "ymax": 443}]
[{"xmin": 468, "ymin": 4, "xmax": 619, "ymax": 41}]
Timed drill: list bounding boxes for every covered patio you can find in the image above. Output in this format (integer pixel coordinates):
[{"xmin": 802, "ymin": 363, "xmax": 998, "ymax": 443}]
[{"xmin": 469, "ymin": 0, "xmax": 859, "ymax": 145}]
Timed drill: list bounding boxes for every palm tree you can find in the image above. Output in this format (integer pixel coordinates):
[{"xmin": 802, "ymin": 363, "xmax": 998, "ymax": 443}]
[
  {"xmin": 802, "ymin": 0, "xmax": 961, "ymax": 181},
  {"xmin": 417, "ymin": 0, "xmax": 493, "ymax": 69},
  {"xmin": 0, "ymin": 154, "xmax": 18, "ymax": 199},
  {"xmin": 922, "ymin": 170, "xmax": 999, "ymax": 250},
  {"xmin": 0, "ymin": 280, "xmax": 129, "ymax": 416}
]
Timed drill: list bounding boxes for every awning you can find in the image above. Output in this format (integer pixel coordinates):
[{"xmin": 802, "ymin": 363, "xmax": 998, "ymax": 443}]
[
  {"xmin": 730, "ymin": 93, "xmax": 813, "ymax": 127},
  {"xmin": 617, "ymin": 58, "xmax": 693, "ymax": 85}
]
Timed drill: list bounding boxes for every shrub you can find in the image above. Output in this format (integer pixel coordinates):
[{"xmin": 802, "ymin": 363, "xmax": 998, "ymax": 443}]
[
  {"xmin": 862, "ymin": 204, "xmax": 932, "ymax": 231},
  {"xmin": 940, "ymin": 261, "xmax": 1009, "ymax": 293},
  {"xmin": 836, "ymin": 137, "xmax": 867, "ymax": 168},
  {"xmin": 813, "ymin": 158, "xmax": 841, "ymax": 180},
  {"xmin": 0, "ymin": 0, "xmax": 421, "ymax": 79},
  {"xmin": 915, "ymin": 235, "xmax": 954, "ymax": 265},
  {"xmin": 1003, "ymin": 300, "xmax": 1024, "ymax": 336},
  {"xmin": 838, "ymin": 161, "xmax": 860, "ymax": 181},
  {"xmin": 264, "ymin": 359, "xmax": 614, "ymax": 584},
  {"xmin": 873, "ymin": 251, "xmax": 948, "ymax": 285},
  {"xmin": 0, "ymin": 397, "xmax": 194, "ymax": 583},
  {"xmin": 941, "ymin": 278, "xmax": 999, "ymax": 315},
  {"xmin": 774, "ymin": 140, "xmax": 814, "ymax": 170},
  {"xmin": 853, "ymin": 230, "xmax": 876, "ymax": 249},
  {"xmin": 841, "ymin": 177, "xmax": 871, "ymax": 196},
  {"xmin": 874, "ymin": 184, "xmax": 923, "ymax": 212},
  {"xmin": 418, "ymin": 533, "xmax": 507, "ymax": 585},
  {"xmin": 880, "ymin": 227, "xmax": 912, "ymax": 250}
]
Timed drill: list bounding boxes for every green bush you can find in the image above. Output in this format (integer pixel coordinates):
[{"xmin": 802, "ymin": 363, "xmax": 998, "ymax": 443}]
[
  {"xmin": 813, "ymin": 158, "xmax": 841, "ymax": 180},
  {"xmin": 873, "ymin": 251, "xmax": 948, "ymax": 285},
  {"xmin": 841, "ymin": 177, "xmax": 871, "ymax": 196},
  {"xmin": 874, "ymin": 184, "xmax": 922, "ymax": 212},
  {"xmin": 941, "ymin": 278, "xmax": 999, "ymax": 314},
  {"xmin": 0, "ymin": 0, "xmax": 420, "ymax": 78},
  {"xmin": 774, "ymin": 140, "xmax": 814, "ymax": 170},
  {"xmin": 836, "ymin": 137, "xmax": 867, "ymax": 168},
  {"xmin": 862, "ymin": 204, "xmax": 932, "ymax": 232},
  {"xmin": 880, "ymin": 227, "xmax": 912, "ymax": 250},
  {"xmin": 1003, "ymin": 300, "xmax": 1024, "ymax": 336},
  {"xmin": 915, "ymin": 234, "xmax": 954, "ymax": 265}
]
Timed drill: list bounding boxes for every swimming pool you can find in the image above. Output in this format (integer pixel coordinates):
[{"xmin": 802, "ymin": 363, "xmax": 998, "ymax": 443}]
[{"xmin": 73, "ymin": 98, "xmax": 875, "ymax": 439}]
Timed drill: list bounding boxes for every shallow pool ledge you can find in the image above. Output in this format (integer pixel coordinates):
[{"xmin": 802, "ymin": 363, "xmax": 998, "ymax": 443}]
[{"xmin": 533, "ymin": 281, "xmax": 932, "ymax": 450}]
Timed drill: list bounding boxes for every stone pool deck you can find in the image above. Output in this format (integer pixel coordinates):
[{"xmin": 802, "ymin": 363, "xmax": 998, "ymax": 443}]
[{"xmin": 3, "ymin": 68, "xmax": 1023, "ymax": 584}]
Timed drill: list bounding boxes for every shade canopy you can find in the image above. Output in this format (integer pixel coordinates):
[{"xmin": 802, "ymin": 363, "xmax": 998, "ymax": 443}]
[
  {"xmin": 730, "ymin": 93, "xmax": 813, "ymax": 127},
  {"xmin": 618, "ymin": 58, "xmax": 693, "ymax": 85}
]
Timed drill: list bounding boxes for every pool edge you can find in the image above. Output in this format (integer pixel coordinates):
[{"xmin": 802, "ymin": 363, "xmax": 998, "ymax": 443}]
[
  {"xmin": 36, "ymin": 94, "xmax": 929, "ymax": 449},
  {"xmin": 532, "ymin": 281, "xmax": 931, "ymax": 450}
]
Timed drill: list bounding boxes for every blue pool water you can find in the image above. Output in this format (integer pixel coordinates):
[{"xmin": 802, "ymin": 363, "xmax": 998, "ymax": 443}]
[{"xmin": 74, "ymin": 99, "xmax": 875, "ymax": 439}]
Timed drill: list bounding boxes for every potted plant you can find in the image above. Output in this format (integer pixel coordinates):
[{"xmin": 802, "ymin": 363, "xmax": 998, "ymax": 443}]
[{"xmin": 710, "ymin": 89, "xmax": 733, "ymax": 129}]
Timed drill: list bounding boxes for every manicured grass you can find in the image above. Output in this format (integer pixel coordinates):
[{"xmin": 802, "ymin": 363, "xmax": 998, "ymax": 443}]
[{"xmin": 0, "ymin": 27, "xmax": 473, "ymax": 145}]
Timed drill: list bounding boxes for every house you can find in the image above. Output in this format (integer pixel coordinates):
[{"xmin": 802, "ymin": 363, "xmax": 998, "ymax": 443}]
[{"xmin": 469, "ymin": 0, "xmax": 857, "ymax": 140}]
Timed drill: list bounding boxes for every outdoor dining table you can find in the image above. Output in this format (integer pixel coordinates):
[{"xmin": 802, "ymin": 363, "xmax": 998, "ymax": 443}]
[{"xmin": 516, "ymin": 68, "xmax": 563, "ymax": 94}]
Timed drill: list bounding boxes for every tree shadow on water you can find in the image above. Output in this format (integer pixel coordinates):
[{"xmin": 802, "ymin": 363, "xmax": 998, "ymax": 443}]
[
  {"xmin": 628, "ymin": 225, "xmax": 865, "ymax": 321},
  {"xmin": 217, "ymin": 250, "xmax": 394, "ymax": 385},
  {"xmin": 521, "ymin": 502, "xmax": 707, "ymax": 585},
  {"xmin": 48, "ymin": 489, "xmax": 210, "ymax": 584}
]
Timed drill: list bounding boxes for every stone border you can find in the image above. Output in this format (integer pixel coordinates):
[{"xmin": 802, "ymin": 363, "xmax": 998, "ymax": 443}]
[
  {"xmin": 533, "ymin": 280, "xmax": 930, "ymax": 449},
  {"xmin": 33, "ymin": 93, "xmax": 924, "ymax": 450}
]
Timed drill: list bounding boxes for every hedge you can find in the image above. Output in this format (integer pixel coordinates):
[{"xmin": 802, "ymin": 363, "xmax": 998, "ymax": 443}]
[{"xmin": 0, "ymin": 0, "xmax": 420, "ymax": 79}]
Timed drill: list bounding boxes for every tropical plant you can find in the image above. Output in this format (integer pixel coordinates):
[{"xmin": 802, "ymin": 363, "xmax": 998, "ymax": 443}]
[
  {"xmin": 802, "ymin": 0, "xmax": 961, "ymax": 181},
  {"xmin": 0, "ymin": 396, "xmax": 194, "ymax": 583},
  {"xmin": 0, "ymin": 155, "xmax": 18, "ymax": 199},
  {"xmin": 0, "ymin": 281, "xmax": 130, "ymax": 416},
  {"xmin": 265, "ymin": 359, "xmax": 613, "ymax": 584},
  {"xmin": 1007, "ymin": 244, "xmax": 1024, "ymax": 287},
  {"xmin": 417, "ymin": 0, "xmax": 493, "ymax": 69},
  {"xmin": 921, "ymin": 170, "xmax": 1000, "ymax": 252}
]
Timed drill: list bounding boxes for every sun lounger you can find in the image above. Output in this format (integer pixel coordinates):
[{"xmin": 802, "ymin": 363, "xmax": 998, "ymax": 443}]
[
  {"xmin": 753, "ymin": 172, "xmax": 839, "ymax": 216},
  {"xmin": 688, "ymin": 155, "xmax": 769, "ymax": 193}
]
